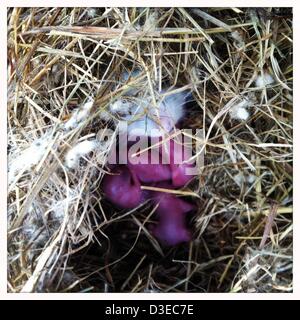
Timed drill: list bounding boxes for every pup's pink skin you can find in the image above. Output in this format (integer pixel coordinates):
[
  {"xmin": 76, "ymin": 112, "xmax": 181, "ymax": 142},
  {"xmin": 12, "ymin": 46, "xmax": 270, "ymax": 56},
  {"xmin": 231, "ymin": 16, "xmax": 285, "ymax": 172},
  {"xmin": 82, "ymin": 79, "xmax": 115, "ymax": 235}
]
[
  {"xmin": 170, "ymin": 161, "xmax": 195, "ymax": 187},
  {"xmin": 126, "ymin": 138, "xmax": 196, "ymax": 188},
  {"xmin": 127, "ymin": 147, "xmax": 172, "ymax": 183},
  {"xmin": 162, "ymin": 138, "xmax": 196, "ymax": 187},
  {"xmin": 102, "ymin": 135, "xmax": 197, "ymax": 245},
  {"xmin": 151, "ymin": 192, "xmax": 195, "ymax": 246},
  {"xmin": 102, "ymin": 166, "xmax": 143, "ymax": 209},
  {"xmin": 128, "ymin": 161, "xmax": 172, "ymax": 183}
]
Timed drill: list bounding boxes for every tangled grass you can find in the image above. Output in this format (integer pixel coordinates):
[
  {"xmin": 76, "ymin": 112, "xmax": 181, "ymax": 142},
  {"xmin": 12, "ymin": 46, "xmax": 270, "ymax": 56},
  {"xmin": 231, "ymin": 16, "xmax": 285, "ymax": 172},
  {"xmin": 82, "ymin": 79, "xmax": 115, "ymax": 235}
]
[{"xmin": 7, "ymin": 7, "xmax": 292, "ymax": 293}]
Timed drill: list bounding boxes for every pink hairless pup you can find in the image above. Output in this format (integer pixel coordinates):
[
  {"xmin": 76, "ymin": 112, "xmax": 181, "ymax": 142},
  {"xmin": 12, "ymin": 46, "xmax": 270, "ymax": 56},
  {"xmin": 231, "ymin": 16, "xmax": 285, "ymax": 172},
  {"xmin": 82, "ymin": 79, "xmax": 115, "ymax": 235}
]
[
  {"xmin": 102, "ymin": 166, "xmax": 143, "ymax": 209},
  {"xmin": 151, "ymin": 190, "xmax": 195, "ymax": 246},
  {"xmin": 102, "ymin": 90, "xmax": 197, "ymax": 246}
]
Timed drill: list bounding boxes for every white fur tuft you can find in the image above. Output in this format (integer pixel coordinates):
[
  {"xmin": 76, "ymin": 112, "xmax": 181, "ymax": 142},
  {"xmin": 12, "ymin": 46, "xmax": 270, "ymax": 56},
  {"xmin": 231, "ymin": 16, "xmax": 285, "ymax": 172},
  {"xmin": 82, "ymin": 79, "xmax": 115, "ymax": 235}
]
[
  {"xmin": 255, "ymin": 72, "xmax": 274, "ymax": 87},
  {"xmin": 229, "ymin": 97, "xmax": 254, "ymax": 121},
  {"xmin": 65, "ymin": 140, "xmax": 98, "ymax": 169},
  {"xmin": 64, "ymin": 100, "xmax": 93, "ymax": 130}
]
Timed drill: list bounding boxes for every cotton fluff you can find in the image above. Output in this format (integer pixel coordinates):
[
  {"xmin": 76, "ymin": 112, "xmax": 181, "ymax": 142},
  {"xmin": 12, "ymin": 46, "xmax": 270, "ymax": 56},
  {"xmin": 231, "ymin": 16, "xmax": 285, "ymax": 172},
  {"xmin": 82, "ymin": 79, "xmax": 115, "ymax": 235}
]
[
  {"xmin": 99, "ymin": 99, "xmax": 135, "ymax": 122},
  {"xmin": 255, "ymin": 72, "xmax": 274, "ymax": 87},
  {"xmin": 231, "ymin": 107, "xmax": 249, "ymax": 121},
  {"xmin": 64, "ymin": 100, "xmax": 93, "ymax": 130},
  {"xmin": 8, "ymin": 133, "xmax": 51, "ymax": 185},
  {"xmin": 100, "ymin": 64, "xmax": 189, "ymax": 136},
  {"xmin": 122, "ymin": 116, "xmax": 164, "ymax": 137},
  {"xmin": 102, "ymin": 66, "xmax": 188, "ymax": 136},
  {"xmin": 229, "ymin": 97, "xmax": 254, "ymax": 121},
  {"xmin": 231, "ymin": 30, "xmax": 245, "ymax": 48},
  {"xmin": 109, "ymin": 100, "xmax": 133, "ymax": 114},
  {"xmin": 86, "ymin": 8, "xmax": 97, "ymax": 18},
  {"xmin": 234, "ymin": 173, "xmax": 256, "ymax": 187},
  {"xmin": 22, "ymin": 205, "xmax": 43, "ymax": 237},
  {"xmin": 160, "ymin": 91, "xmax": 187, "ymax": 125},
  {"xmin": 65, "ymin": 140, "xmax": 98, "ymax": 169},
  {"xmin": 50, "ymin": 188, "xmax": 78, "ymax": 221},
  {"xmin": 120, "ymin": 91, "xmax": 189, "ymax": 137}
]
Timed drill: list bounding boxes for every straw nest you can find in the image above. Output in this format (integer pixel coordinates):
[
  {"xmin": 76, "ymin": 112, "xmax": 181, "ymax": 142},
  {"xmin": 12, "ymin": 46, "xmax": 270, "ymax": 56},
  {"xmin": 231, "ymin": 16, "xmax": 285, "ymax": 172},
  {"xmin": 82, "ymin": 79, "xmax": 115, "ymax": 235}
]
[{"xmin": 7, "ymin": 7, "xmax": 292, "ymax": 293}]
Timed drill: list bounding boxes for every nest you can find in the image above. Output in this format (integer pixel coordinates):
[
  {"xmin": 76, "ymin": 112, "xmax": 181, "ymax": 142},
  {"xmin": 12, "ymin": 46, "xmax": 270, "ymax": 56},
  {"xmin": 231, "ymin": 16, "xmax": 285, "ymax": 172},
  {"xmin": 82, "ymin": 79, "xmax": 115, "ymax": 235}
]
[{"xmin": 7, "ymin": 7, "xmax": 293, "ymax": 293}]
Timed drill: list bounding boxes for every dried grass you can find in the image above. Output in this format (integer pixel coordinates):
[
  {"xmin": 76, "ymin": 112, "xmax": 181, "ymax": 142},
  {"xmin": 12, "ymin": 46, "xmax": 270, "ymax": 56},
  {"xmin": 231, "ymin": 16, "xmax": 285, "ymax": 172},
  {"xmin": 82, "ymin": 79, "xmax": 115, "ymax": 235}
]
[{"xmin": 7, "ymin": 7, "xmax": 292, "ymax": 293}]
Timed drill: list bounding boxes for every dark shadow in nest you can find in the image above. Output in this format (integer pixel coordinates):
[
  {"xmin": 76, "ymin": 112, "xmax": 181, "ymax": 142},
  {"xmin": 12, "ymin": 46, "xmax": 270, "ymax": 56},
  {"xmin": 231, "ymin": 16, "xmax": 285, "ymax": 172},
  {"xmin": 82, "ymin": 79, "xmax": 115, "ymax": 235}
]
[
  {"xmin": 68, "ymin": 197, "xmax": 196, "ymax": 292},
  {"xmin": 68, "ymin": 178, "xmax": 243, "ymax": 293}
]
